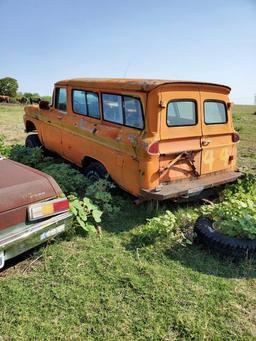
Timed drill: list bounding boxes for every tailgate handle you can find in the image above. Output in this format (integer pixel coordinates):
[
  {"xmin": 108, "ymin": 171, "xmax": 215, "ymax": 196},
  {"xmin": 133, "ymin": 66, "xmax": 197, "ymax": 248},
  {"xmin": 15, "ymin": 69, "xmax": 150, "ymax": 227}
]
[{"xmin": 202, "ymin": 139, "xmax": 211, "ymax": 146}]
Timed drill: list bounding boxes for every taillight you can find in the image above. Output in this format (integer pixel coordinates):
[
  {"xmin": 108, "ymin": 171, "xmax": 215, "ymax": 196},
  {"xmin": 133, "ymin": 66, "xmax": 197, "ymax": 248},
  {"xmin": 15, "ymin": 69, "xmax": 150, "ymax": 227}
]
[
  {"xmin": 232, "ymin": 133, "xmax": 240, "ymax": 143},
  {"xmin": 148, "ymin": 141, "xmax": 159, "ymax": 155},
  {"xmin": 28, "ymin": 198, "xmax": 69, "ymax": 221}
]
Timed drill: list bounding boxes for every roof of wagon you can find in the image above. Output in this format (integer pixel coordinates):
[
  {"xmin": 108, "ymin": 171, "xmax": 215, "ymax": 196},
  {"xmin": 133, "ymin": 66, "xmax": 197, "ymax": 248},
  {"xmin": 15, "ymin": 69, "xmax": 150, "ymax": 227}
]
[{"xmin": 55, "ymin": 78, "xmax": 231, "ymax": 92}]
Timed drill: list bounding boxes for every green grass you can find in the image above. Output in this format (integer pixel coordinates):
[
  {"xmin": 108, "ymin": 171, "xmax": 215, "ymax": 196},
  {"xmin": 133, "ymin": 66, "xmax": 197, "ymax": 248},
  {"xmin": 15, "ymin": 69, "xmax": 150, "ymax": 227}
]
[
  {"xmin": 0, "ymin": 104, "xmax": 26, "ymax": 144},
  {"xmin": 233, "ymin": 105, "xmax": 256, "ymax": 173},
  {"xmin": 0, "ymin": 104, "xmax": 256, "ymax": 340}
]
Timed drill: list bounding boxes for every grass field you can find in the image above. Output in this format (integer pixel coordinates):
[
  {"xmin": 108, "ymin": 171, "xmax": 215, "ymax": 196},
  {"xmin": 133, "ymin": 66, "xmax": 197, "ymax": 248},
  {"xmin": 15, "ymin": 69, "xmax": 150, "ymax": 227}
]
[{"xmin": 0, "ymin": 104, "xmax": 256, "ymax": 340}]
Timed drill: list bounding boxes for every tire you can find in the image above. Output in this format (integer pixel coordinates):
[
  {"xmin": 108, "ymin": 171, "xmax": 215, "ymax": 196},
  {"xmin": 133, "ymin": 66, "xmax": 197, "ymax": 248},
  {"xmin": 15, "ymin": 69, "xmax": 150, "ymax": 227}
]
[
  {"xmin": 25, "ymin": 134, "xmax": 42, "ymax": 148},
  {"xmin": 194, "ymin": 217, "xmax": 256, "ymax": 258},
  {"xmin": 83, "ymin": 162, "xmax": 108, "ymax": 182}
]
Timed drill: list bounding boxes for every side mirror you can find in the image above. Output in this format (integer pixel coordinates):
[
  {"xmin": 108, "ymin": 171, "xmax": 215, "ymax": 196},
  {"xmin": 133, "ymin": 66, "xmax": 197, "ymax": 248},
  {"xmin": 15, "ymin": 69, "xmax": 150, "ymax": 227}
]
[
  {"xmin": 39, "ymin": 100, "xmax": 50, "ymax": 110},
  {"xmin": 227, "ymin": 102, "xmax": 234, "ymax": 110}
]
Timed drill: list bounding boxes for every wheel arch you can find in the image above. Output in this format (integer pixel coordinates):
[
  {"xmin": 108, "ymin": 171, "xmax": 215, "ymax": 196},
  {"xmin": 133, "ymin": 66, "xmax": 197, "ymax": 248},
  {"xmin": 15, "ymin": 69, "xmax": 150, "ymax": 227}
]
[
  {"xmin": 81, "ymin": 156, "xmax": 108, "ymax": 173},
  {"xmin": 25, "ymin": 120, "xmax": 37, "ymax": 133}
]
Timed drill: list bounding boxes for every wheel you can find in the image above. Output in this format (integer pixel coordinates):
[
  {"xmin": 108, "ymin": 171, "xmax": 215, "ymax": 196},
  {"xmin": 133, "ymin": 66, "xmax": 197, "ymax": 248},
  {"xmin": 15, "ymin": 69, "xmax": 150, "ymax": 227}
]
[
  {"xmin": 84, "ymin": 162, "xmax": 108, "ymax": 182},
  {"xmin": 25, "ymin": 134, "xmax": 42, "ymax": 148},
  {"xmin": 194, "ymin": 217, "xmax": 256, "ymax": 258}
]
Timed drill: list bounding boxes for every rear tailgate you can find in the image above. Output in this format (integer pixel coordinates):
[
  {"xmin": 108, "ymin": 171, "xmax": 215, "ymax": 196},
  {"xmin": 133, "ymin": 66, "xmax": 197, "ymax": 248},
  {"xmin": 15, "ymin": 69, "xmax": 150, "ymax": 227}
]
[
  {"xmin": 200, "ymin": 91, "xmax": 236, "ymax": 174},
  {"xmin": 159, "ymin": 89, "xmax": 202, "ymax": 182}
]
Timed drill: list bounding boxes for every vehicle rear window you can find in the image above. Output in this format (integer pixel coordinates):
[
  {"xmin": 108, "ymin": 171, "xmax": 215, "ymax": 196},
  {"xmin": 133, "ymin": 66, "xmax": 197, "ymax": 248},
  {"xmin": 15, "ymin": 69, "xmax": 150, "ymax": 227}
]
[
  {"xmin": 204, "ymin": 101, "xmax": 227, "ymax": 124},
  {"xmin": 167, "ymin": 100, "xmax": 197, "ymax": 127},
  {"xmin": 72, "ymin": 90, "xmax": 100, "ymax": 118},
  {"xmin": 55, "ymin": 88, "xmax": 67, "ymax": 112},
  {"xmin": 102, "ymin": 94, "xmax": 144, "ymax": 129}
]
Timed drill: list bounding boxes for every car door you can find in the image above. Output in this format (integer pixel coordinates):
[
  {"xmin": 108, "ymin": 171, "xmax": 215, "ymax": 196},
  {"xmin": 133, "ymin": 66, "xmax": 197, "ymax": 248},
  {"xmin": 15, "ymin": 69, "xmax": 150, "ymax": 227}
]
[
  {"xmin": 117, "ymin": 95, "xmax": 145, "ymax": 192},
  {"xmin": 42, "ymin": 87, "xmax": 67, "ymax": 155},
  {"xmin": 61, "ymin": 88, "xmax": 102, "ymax": 166},
  {"xmin": 159, "ymin": 90, "xmax": 203, "ymax": 182},
  {"xmin": 200, "ymin": 91, "xmax": 234, "ymax": 174}
]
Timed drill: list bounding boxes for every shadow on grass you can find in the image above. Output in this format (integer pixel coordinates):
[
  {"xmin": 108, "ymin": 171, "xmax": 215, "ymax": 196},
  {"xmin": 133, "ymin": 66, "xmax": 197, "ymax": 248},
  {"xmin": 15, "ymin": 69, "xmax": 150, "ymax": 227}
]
[{"xmin": 164, "ymin": 242, "xmax": 256, "ymax": 279}]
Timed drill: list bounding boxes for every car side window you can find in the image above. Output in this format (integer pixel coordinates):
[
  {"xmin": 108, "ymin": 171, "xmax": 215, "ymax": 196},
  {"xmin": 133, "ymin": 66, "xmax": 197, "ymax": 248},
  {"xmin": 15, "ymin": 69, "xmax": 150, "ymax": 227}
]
[
  {"xmin": 55, "ymin": 88, "xmax": 67, "ymax": 112},
  {"xmin": 123, "ymin": 96, "xmax": 144, "ymax": 129},
  {"xmin": 102, "ymin": 93, "xmax": 144, "ymax": 129},
  {"xmin": 72, "ymin": 90, "xmax": 100, "ymax": 118},
  {"xmin": 73, "ymin": 90, "xmax": 87, "ymax": 115},
  {"xmin": 87, "ymin": 92, "xmax": 100, "ymax": 118},
  {"xmin": 102, "ymin": 94, "xmax": 123, "ymax": 124}
]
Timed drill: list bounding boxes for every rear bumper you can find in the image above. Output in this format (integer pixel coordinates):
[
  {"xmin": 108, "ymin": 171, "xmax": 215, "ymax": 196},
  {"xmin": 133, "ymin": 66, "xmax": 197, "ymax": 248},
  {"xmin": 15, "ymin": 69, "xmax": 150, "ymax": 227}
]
[
  {"xmin": 141, "ymin": 171, "xmax": 243, "ymax": 200},
  {"xmin": 0, "ymin": 211, "xmax": 73, "ymax": 269}
]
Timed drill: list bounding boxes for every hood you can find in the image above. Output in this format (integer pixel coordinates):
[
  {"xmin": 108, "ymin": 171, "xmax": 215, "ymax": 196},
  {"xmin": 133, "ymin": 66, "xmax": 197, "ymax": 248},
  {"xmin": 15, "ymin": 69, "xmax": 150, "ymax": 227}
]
[{"xmin": 0, "ymin": 158, "xmax": 62, "ymax": 213}]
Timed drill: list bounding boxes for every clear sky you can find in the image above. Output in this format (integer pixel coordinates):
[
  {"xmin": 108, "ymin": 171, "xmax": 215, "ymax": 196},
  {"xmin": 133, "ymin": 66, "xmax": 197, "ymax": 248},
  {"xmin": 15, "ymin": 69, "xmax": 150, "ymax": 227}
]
[{"xmin": 0, "ymin": 0, "xmax": 255, "ymax": 103}]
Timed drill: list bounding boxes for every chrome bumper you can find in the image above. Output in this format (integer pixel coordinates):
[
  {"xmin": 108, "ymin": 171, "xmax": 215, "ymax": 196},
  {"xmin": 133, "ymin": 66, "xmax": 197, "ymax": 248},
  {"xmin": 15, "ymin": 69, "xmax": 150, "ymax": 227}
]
[{"xmin": 0, "ymin": 211, "xmax": 73, "ymax": 269}]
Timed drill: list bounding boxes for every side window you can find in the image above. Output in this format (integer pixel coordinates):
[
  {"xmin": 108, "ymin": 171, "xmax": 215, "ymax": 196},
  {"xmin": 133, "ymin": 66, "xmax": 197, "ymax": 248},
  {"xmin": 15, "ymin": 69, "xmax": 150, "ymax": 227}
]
[
  {"xmin": 123, "ymin": 96, "xmax": 144, "ymax": 129},
  {"xmin": 204, "ymin": 101, "xmax": 227, "ymax": 124},
  {"xmin": 167, "ymin": 100, "xmax": 197, "ymax": 127},
  {"xmin": 87, "ymin": 92, "xmax": 100, "ymax": 118},
  {"xmin": 102, "ymin": 94, "xmax": 123, "ymax": 124},
  {"xmin": 73, "ymin": 90, "xmax": 87, "ymax": 115},
  {"xmin": 72, "ymin": 90, "xmax": 100, "ymax": 118},
  {"xmin": 55, "ymin": 88, "xmax": 67, "ymax": 112}
]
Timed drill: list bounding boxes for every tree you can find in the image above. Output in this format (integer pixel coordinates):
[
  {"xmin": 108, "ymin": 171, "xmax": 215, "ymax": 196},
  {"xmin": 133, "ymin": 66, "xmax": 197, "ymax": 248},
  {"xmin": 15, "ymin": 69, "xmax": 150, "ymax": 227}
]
[
  {"xmin": 23, "ymin": 92, "xmax": 40, "ymax": 98},
  {"xmin": 0, "ymin": 77, "xmax": 18, "ymax": 97},
  {"xmin": 23, "ymin": 92, "xmax": 33, "ymax": 98}
]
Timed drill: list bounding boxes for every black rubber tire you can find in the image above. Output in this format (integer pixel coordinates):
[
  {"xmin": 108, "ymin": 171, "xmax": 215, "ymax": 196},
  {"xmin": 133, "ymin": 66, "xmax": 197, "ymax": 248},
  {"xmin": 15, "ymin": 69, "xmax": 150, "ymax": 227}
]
[
  {"xmin": 84, "ymin": 162, "xmax": 108, "ymax": 182},
  {"xmin": 25, "ymin": 134, "xmax": 42, "ymax": 148},
  {"xmin": 194, "ymin": 217, "xmax": 256, "ymax": 258}
]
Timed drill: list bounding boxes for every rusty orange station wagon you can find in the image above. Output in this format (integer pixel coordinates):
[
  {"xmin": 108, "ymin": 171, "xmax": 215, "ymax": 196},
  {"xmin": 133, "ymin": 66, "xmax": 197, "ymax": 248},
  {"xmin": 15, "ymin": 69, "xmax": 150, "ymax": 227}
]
[{"xmin": 23, "ymin": 78, "xmax": 242, "ymax": 200}]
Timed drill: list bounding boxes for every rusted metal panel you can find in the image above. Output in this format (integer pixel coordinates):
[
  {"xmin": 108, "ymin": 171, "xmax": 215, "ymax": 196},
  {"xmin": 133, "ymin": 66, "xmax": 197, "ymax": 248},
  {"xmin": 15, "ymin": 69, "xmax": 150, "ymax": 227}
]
[
  {"xmin": 141, "ymin": 171, "xmax": 243, "ymax": 200},
  {"xmin": 24, "ymin": 78, "xmax": 238, "ymax": 200}
]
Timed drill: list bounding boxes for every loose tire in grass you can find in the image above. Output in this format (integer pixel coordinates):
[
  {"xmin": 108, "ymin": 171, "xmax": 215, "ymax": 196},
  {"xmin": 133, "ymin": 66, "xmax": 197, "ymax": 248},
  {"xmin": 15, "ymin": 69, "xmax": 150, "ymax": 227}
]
[
  {"xmin": 194, "ymin": 217, "xmax": 256, "ymax": 258},
  {"xmin": 25, "ymin": 134, "xmax": 42, "ymax": 148}
]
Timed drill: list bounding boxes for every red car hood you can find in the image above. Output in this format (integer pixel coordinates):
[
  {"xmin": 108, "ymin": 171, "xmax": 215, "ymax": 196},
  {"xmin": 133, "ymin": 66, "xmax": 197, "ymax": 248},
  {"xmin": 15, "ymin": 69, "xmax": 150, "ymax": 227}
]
[{"xmin": 0, "ymin": 158, "xmax": 62, "ymax": 213}]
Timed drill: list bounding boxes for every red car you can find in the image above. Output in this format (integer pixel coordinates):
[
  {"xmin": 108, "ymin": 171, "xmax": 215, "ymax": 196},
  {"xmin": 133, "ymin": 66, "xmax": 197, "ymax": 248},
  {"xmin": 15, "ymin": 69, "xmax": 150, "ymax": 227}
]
[{"xmin": 0, "ymin": 156, "xmax": 72, "ymax": 269}]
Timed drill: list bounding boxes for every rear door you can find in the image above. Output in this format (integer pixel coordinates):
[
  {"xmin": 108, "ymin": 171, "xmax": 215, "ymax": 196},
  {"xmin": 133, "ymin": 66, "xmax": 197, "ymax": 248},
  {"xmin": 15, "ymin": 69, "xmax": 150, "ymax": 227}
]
[
  {"xmin": 200, "ymin": 91, "xmax": 234, "ymax": 174},
  {"xmin": 160, "ymin": 90, "xmax": 203, "ymax": 182}
]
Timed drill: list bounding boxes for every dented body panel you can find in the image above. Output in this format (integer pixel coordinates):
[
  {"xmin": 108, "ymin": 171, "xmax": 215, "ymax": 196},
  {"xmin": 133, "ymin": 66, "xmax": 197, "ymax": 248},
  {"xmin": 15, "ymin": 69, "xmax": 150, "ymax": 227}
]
[{"xmin": 23, "ymin": 78, "xmax": 241, "ymax": 199}]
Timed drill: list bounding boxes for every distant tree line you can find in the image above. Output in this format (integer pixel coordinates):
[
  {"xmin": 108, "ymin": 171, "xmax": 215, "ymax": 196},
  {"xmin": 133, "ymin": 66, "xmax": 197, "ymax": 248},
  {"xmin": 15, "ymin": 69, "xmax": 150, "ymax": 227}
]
[{"xmin": 0, "ymin": 77, "xmax": 51, "ymax": 103}]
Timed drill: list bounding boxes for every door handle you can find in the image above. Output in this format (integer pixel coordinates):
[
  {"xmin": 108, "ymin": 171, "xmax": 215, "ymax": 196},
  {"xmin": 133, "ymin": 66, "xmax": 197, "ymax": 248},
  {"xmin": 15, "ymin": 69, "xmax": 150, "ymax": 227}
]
[{"xmin": 202, "ymin": 139, "xmax": 211, "ymax": 146}]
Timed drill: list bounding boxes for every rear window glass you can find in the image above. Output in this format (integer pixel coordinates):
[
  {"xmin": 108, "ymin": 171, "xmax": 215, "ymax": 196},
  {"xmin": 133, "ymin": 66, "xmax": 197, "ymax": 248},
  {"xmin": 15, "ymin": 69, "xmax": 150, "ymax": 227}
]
[
  {"xmin": 55, "ymin": 88, "xmax": 67, "ymax": 112},
  {"xmin": 204, "ymin": 101, "xmax": 227, "ymax": 124},
  {"xmin": 102, "ymin": 94, "xmax": 144, "ymax": 129},
  {"xmin": 72, "ymin": 90, "xmax": 100, "ymax": 118},
  {"xmin": 167, "ymin": 100, "xmax": 196, "ymax": 127}
]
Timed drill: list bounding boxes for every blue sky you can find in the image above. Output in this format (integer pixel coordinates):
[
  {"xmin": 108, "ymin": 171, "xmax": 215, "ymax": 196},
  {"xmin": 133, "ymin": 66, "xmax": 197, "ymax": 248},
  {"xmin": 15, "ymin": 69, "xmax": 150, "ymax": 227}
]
[{"xmin": 0, "ymin": 0, "xmax": 255, "ymax": 103}]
